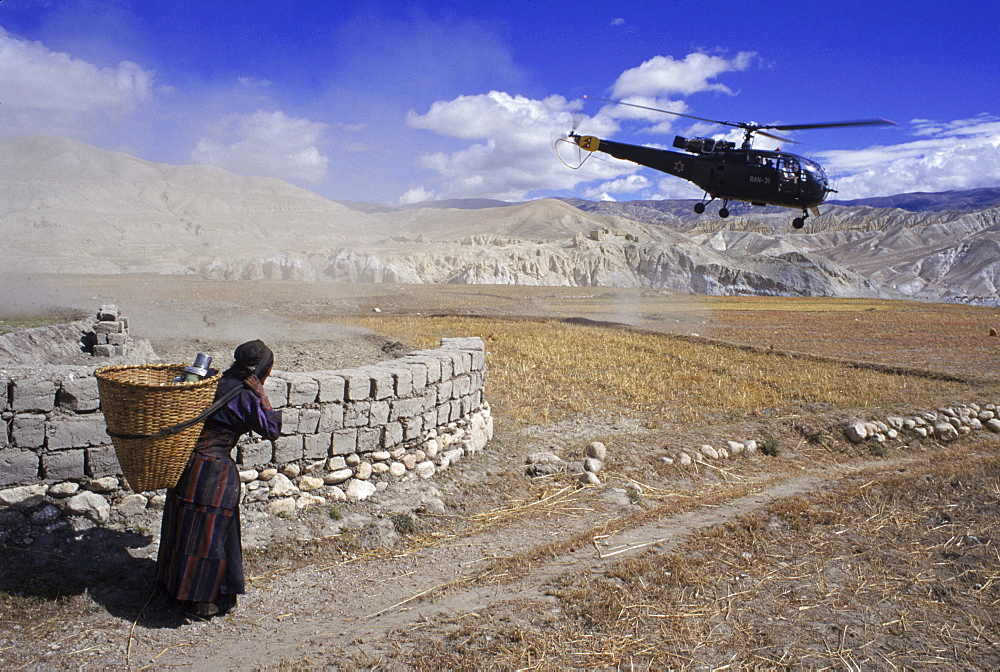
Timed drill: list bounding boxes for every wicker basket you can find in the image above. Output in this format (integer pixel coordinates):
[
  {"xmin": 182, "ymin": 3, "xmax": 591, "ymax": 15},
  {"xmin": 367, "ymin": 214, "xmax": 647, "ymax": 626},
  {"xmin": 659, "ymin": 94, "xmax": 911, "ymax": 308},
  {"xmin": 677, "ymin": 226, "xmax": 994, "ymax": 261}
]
[{"xmin": 95, "ymin": 363, "xmax": 221, "ymax": 492}]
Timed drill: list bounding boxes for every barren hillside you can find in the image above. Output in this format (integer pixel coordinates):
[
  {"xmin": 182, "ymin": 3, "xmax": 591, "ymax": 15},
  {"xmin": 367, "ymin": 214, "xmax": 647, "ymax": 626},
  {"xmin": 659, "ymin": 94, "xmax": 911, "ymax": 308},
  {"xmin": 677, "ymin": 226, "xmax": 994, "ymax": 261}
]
[{"xmin": 2, "ymin": 136, "xmax": 998, "ymax": 304}]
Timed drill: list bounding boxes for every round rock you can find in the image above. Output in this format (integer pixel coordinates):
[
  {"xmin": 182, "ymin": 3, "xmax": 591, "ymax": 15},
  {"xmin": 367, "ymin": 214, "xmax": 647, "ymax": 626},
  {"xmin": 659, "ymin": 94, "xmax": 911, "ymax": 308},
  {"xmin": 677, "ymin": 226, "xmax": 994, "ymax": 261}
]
[
  {"xmin": 698, "ymin": 445, "xmax": 719, "ymax": 460},
  {"xmin": 85, "ymin": 476, "xmax": 119, "ymax": 493},
  {"xmin": 47, "ymin": 482, "xmax": 80, "ymax": 498},
  {"xmin": 298, "ymin": 475, "xmax": 324, "ymax": 492},
  {"xmin": 239, "ymin": 469, "xmax": 259, "ymax": 483},
  {"xmin": 585, "ymin": 441, "xmax": 607, "ymax": 461},
  {"xmin": 117, "ymin": 494, "xmax": 149, "ymax": 517},
  {"xmin": 526, "ymin": 451, "xmax": 562, "ymax": 465},
  {"xmin": 934, "ymin": 422, "xmax": 959, "ymax": 442},
  {"xmin": 269, "ymin": 473, "xmax": 297, "ymax": 497},
  {"xmin": 355, "ymin": 461, "xmax": 373, "ymax": 480},
  {"xmin": 346, "ymin": 479, "xmax": 377, "ymax": 501},
  {"xmin": 424, "ymin": 439, "xmax": 440, "ymax": 459},
  {"xmin": 65, "ymin": 491, "xmax": 110, "ymax": 522},
  {"xmin": 323, "ymin": 468, "xmax": 353, "ymax": 485},
  {"xmin": 844, "ymin": 423, "xmax": 868, "ymax": 443}
]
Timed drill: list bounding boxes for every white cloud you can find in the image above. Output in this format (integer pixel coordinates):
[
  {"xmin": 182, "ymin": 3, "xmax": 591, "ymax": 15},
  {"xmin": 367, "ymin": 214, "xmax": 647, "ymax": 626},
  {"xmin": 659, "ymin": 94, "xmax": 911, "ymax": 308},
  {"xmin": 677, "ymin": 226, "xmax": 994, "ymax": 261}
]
[
  {"xmin": 611, "ymin": 52, "xmax": 754, "ymax": 98},
  {"xmin": 408, "ymin": 91, "xmax": 591, "ymax": 142},
  {"xmin": 818, "ymin": 115, "xmax": 1000, "ymax": 199},
  {"xmin": 407, "ymin": 90, "xmax": 630, "ymax": 200},
  {"xmin": 403, "ymin": 52, "xmax": 765, "ymax": 202},
  {"xmin": 191, "ymin": 110, "xmax": 330, "ymax": 184},
  {"xmin": 399, "ymin": 185, "xmax": 436, "ymax": 205},
  {"xmin": 0, "ymin": 27, "xmax": 152, "ymax": 135},
  {"xmin": 583, "ymin": 174, "xmax": 651, "ymax": 200}
]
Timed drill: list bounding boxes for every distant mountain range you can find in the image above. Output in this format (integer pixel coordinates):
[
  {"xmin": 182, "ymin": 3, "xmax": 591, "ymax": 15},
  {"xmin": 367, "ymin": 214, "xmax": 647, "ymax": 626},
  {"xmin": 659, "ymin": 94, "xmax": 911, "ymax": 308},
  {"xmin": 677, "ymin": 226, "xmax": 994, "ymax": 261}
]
[
  {"xmin": 832, "ymin": 188, "xmax": 1000, "ymax": 212},
  {"xmin": 1, "ymin": 136, "xmax": 998, "ymax": 306},
  {"xmin": 343, "ymin": 188, "xmax": 1000, "ymax": 216}
]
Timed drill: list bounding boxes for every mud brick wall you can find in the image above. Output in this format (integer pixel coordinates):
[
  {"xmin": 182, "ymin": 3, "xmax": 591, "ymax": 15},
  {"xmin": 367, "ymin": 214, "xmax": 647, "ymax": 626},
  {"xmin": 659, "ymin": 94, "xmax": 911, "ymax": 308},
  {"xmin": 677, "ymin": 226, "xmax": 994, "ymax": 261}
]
[
  {"xmin": 0, "ymin": 366, "xmax": 112, "ymax": 488},
  {"xmin": 0, "ymin": 337, "xmax": 491, "ymax": 514},
  {"xmin": 255, "ymin": 337, "xmax": 486, "ymax": 464}
]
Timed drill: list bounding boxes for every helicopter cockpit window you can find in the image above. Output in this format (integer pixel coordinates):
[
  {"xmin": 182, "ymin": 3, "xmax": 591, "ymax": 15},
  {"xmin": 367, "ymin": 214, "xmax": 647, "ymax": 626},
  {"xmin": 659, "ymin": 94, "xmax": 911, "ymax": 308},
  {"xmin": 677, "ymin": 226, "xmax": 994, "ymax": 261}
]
[
  {"xmin": 750, "ymin": 154, "xmax": 775, "ymax": 168},
  {"xmin": 800, "ymin": 157, "xmax": 824, "ymax": 175},
  {"xmin": 777, "ymin": 157, "xmax": 800, "ymax": 182}
]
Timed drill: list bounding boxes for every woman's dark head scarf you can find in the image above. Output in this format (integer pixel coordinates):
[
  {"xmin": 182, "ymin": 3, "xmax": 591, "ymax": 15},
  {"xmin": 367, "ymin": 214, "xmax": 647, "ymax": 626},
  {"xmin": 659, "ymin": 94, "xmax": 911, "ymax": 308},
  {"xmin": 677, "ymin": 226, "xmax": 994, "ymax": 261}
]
[
  {"xmin": 226, "ymin": 339, "xmax": 274, "ymax": 381},
  {"xmin": 214, "ymin": 339, "xmax": 274, "ymax": 402}
]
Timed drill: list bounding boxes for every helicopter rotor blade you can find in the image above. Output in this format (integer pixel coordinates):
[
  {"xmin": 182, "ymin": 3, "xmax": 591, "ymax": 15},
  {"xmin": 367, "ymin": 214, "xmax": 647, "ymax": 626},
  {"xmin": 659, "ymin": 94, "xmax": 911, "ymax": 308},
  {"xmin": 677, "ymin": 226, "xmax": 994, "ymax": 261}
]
[
  {"xmin": 582, "ymin": 95, "xmax": 896, "ymax": 150},
  {"xmin": 584, "ymin": 95, "xmax": 897, "ymax": 134},
  {"xmin": 756, "ymin": 130, "xmax": 798, "ymax": 145},
  {"xmin": 763, "ymin": 118, "xmax": 898, "ymax": 132},
  {"xmin": 582, "ymin": 94, "xmax": 741, "ymax": 129}
]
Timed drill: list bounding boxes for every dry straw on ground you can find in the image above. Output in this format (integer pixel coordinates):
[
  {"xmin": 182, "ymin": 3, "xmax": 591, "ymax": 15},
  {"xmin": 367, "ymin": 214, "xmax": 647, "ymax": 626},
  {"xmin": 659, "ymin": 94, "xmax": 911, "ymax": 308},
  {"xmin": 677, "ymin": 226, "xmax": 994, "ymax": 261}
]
[
  {"xmin": 348, "ymin": 315, "xmax": 977, "ymax": 425},
  {"xmin": 399, "ymin": 446, "xmax": 1000, "ymax": 670}
]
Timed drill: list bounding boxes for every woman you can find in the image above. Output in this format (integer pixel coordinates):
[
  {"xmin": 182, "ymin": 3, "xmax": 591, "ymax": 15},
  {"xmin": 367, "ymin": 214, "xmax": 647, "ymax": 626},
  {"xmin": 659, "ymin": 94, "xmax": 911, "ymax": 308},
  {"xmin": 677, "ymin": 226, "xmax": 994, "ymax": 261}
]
[{"xmin": 157, "ymin": 340, "xmax": 282, "ymax": 618}]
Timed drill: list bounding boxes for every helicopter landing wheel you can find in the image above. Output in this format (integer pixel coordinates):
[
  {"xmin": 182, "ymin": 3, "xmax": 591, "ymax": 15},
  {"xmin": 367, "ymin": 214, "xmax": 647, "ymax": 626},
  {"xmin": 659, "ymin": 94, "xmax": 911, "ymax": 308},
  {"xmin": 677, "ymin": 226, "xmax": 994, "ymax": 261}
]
[
  {"xmin": 719, "ymin": 206, "xmax": 730, "ymax": 219},
  {"xmin": 792, "ymin": 217, "xmax": 806, "ymax": 229},
  {"xmin": 694, "ymin": 202, "xmax": 706, "ymax": 214}
]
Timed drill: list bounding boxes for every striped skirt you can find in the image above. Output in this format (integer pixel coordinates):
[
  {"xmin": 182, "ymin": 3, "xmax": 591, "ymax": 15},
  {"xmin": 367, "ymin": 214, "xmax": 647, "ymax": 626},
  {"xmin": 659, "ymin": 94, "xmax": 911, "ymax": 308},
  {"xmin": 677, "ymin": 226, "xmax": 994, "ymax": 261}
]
[{"xmin": 156, "ymin": 431, "xmax": 244, "ymax": 603}]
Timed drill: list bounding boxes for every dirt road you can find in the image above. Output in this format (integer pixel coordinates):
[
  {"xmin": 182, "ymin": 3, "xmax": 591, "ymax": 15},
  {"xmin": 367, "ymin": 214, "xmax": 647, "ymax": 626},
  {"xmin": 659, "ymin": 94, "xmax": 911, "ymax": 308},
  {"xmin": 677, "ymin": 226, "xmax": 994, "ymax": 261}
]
[{"xmin": 117, "ymin": 463, "xmax": 871, "ymax": 668}]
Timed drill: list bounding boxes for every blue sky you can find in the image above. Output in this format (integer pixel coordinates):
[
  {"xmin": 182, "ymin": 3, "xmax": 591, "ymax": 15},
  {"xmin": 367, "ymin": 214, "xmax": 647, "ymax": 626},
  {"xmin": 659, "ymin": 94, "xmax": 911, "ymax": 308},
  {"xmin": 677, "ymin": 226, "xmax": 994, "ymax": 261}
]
[{"xmin": 1, "ymin": 0, "xmax": 998, "ymax": 205}]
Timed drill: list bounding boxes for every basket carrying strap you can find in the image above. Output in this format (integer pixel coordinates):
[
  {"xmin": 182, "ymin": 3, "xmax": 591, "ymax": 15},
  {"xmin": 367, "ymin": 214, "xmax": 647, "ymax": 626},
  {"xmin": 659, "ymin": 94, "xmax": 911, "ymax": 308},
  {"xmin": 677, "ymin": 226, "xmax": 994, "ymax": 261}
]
[{"xmin": 107, "ymin": 353, "xmax": 273, "ymax": 440}]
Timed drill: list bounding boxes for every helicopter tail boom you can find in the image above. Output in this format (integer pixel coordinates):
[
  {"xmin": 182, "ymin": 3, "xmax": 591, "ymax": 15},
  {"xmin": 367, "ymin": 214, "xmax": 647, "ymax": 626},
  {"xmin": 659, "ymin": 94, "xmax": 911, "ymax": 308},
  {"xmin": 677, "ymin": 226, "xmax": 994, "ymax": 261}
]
[{"xmin": 569, "ymin": 133, "xmax": 691, "ymax": 179}]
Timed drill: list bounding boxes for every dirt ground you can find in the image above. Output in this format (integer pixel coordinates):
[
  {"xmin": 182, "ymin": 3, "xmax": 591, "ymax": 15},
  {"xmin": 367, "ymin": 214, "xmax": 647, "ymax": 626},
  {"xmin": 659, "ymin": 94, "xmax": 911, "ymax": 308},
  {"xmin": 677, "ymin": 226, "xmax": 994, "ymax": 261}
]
[{"xmin": 1, "ymin": 275, "xmax": 999, "ymax": 669}]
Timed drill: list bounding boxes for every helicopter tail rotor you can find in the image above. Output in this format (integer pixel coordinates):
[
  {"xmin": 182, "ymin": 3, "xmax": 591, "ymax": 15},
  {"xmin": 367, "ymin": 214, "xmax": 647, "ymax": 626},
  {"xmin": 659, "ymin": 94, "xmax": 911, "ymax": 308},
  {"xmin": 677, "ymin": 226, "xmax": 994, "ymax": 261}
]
[
  {"xmin": 554, "ymin": 106, "xmax": 605, "ymax": 169},
  {"xmin": 550, "ymin": 112, "xmax": 588, "ymax": 144},
  {"xmin": 554, "ymin": 130, "xmax": 597, "ymax": 169}
]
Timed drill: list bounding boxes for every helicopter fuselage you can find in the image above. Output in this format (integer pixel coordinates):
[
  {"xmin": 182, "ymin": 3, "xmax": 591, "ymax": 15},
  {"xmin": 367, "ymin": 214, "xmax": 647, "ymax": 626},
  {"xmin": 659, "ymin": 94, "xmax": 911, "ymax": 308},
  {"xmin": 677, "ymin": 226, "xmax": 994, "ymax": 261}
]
[{"xmin": 573, "ymin": 135, "xmax": 832, "ymax": 212}]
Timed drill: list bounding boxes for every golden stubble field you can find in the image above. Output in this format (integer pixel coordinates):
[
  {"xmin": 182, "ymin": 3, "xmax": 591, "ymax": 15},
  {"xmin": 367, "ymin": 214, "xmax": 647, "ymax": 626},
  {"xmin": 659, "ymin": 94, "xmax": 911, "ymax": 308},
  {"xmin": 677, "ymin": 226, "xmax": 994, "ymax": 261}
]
[
  {"xmin": 342, "ymin": 299, "xmax": 1000, "ymax": 669},
  {"xmin": 1, "ymin": 275, "xmax": 999, "ymax": 668}
]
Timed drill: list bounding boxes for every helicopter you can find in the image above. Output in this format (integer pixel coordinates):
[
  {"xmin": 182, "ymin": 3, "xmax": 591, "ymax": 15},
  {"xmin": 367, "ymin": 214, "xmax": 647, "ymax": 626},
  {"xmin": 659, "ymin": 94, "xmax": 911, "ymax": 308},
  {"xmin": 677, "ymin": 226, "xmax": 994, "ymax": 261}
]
[{"xmin": 557, "ymin": 96, "xmax": 896, "ymax": 229}]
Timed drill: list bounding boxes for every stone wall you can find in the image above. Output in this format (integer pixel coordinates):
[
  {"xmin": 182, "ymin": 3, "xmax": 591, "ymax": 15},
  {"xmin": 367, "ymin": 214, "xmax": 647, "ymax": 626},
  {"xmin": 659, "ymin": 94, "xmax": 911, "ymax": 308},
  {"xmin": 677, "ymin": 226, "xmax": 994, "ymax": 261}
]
[{"xmin": 0, "ymin": 337, "xmax": 492, "ymax": 519}]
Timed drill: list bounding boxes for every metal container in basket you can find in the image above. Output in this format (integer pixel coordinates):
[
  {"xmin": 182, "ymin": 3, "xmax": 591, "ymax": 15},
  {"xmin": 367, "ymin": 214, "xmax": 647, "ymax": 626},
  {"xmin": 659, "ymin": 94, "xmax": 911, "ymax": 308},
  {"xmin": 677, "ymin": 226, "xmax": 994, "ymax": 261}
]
[{"xmin": 95, "ymin": 363, "xmax": 221, "ymax": 492}]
